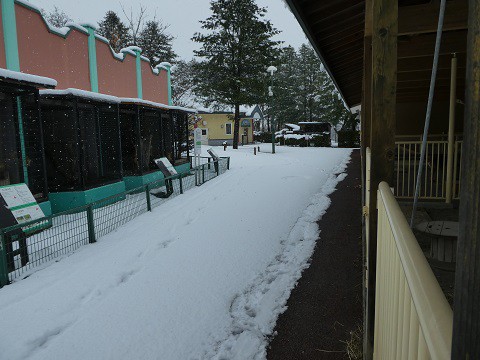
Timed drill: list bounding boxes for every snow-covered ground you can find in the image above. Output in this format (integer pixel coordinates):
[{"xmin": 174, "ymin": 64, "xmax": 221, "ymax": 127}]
[{"xmin": 0, "ymin": 144, "xmax": 351, "ymax": 360}]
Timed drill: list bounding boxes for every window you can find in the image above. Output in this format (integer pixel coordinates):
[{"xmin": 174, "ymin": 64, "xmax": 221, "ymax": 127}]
[
  {"xmin": 225, "ymin": 123, "xmax": 232, "ymax": 135},
  {"xmin": 201, "ymin": 129, "xmax": 207, "ymax": 136}
]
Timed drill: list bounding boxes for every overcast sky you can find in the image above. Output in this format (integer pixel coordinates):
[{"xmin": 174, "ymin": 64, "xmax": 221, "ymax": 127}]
[{"xmin": 30, "ymin": 0, "xmax": 309, "ymax": 60}]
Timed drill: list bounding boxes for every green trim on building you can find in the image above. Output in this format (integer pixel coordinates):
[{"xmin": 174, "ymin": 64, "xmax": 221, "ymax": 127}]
[
  {"xmin": 135, "ymin": 50, "xmax": 143, "ymax": 99},
  {"xmin": 124, "ymin": 163, "xmax": 191, "ymax": 191},
  {"xmin": 1, "ymin": 0, "xmax": 20, "ymax": 71},
  {"xmin": 167, "ymin": 68, "xmax": 172, "ymax": 105},
  {"xmin": 124, "ymin": 171, "xmax": 165, "ymax": 190},
  {"xmin": 174, "ymin": 162, "xmax": 191, "ymax": 174},
  {"xmin": 83, "ymin": 25, "xmax": 99, "ymax": 93},
  {"xmin": 15, "ymin": 97, "xmax": 28, "ymax": 184},
  {"xmin": 49, "ymin": 181, "xmax": 126, "ymax": 213},
  {"xmin": 38, "ymin": 200, "xmax": 52, "ymax": 217}
]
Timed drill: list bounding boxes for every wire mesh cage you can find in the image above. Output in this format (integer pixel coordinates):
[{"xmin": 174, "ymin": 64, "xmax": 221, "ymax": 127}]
[
  {"xmin": 0, "ymin": 83, "xmax": 48, "ymax": 200},
  {"xmin": 120, "ymin": 104, "xmax": 188, "ymax": 175},
  {"xmin": 172, "ymin": 110, "xmax": 191, "ymax": 165},
  {"xmin": 41, "ymin": 96, "xmax": 123, "ymax": 192}
]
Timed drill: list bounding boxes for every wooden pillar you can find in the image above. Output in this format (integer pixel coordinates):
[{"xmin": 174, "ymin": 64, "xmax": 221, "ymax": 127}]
[
  {"xmin": 452, "ymin": 0, "xmax": 480, "ymax": 357},
  {"xmin": 366, "ymin": 0, "xmax": 397, "ymax": 358},
  {"xmin": 362, "ymin": 0, "xmax": 373, "ymax": 357}
]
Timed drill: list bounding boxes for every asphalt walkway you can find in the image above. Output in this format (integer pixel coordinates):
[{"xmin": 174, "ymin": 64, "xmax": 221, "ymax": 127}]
[{"xmin": 267, "ymin": 149, "xmax": 363, "ymax": 360}]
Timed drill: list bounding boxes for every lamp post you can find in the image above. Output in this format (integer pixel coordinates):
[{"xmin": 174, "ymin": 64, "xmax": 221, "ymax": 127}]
[{"xmin": 267, "ymin": 65, "xmax": 277, "ymax": 154}]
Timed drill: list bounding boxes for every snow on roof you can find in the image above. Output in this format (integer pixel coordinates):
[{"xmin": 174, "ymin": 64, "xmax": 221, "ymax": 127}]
[
  {"xmin": 285, "ymin": 123, "xmax": 300, "ymax": 131},
  {"xmin": 15, "ymin": 0, "xmax": 41, "ymax": 13},
  {"xmin": 159, "ymin": 62, "xmax": 172, "ymax": 69},
  {"xmin": 64, "ymin": 22, "xmax": 89, "ymax": 34},
  {"xmin": 0, "ymin": 68, "xmax": 57, "ymax": 88},
  {"xmin": 39, "ymin": 88, "xmax": 120, "ymax": 103},
  {"xmin": 80, "ymin": 22, "xmax": 97, "ymax": 30},
  {"xmin": 94, "ymin": 34, "xmax": 109, "ymax": 44},
  {"xmin": 140, "ymin": 56, "xmax": 150, "ymax": 62},
  {"xmin": 120, "ymin": 98, "xmax": 197, "ymax": 113},
  {"xmin": 155, "ymin": 64, "xmax": 169, "ymax": 72},
  {"xmin": 121, "ymin": 46, "xmax": 142, "ymax": 56}
]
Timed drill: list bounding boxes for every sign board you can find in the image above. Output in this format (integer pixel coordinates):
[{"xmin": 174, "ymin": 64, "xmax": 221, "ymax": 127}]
[
  {"xmin": 0, "ymin": 183, "xmax": 45, "ymax": 229},
  {"xmin": 207, "ymin": 148, "xmax": 219, "ymax": 161},
  {"xmin": 194, "ymin": 128, "xmax": 202, "ymax": 155},
  {"xmin": 154, "ymin": 157, "xmax": 178, "ymax": 177}
]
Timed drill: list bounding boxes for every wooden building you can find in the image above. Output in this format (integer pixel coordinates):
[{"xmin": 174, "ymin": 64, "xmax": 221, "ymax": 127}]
[{"xmin": 286, "ymin": 0, "xmax": 479, "ymax": 358}]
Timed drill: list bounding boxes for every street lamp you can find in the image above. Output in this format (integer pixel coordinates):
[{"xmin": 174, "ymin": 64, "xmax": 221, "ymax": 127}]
[{"xmin": 267, "ymin": 65, "xmax": 277, "ymax": 154}]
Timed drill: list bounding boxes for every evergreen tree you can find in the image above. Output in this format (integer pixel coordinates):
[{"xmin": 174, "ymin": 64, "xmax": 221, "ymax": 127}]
[
  {"xmin": 192, "ymin": 0, "xmax": 281, "ymax": 149},
  {"xmin": 268, "ymin": 46, "xmax": 301, "ymax": 130},
  {"xmin": 266, "ymin": 44, "xmax": 349, "ymax": 128},
  {"xmin": 42, "ymin": 6, "xmax": 71, "ymax": 28},
  {"xmin": 138, "ymin": 20, "xmax": 177, "ymax": 66},
  {"xmin": 97, "ymin": 11, "xmax": 132, "ymax": 53}
]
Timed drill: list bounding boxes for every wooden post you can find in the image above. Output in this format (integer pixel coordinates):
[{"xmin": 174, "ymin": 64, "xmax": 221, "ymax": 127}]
[
  {"xmin": 362, "ymin": 0, "xmax": 373, "ymax": 357},
  {"xmin": 445, "ymin": 54, "xmax": 457, "ymax": 203},
  {"xmin": 366, "ymin": 0, "xmax": 398, "ymax": 358},
  {"xmin": 452, "ymin": 0, "xmax": 480, "ymax": 357}
]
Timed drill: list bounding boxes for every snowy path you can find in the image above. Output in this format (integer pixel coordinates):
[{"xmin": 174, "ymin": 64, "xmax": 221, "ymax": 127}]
[{"xmin": 0, "ymin": 145, "xmax": 351, "ymax": 360}]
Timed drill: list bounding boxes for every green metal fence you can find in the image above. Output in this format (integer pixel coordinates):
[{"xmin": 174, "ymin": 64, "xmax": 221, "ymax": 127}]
[{"xmin": 0, "ymin": 157, "xmax": 230, "ymax": 287}]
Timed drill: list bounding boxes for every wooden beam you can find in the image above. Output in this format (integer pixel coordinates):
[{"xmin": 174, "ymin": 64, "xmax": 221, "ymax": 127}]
[
  {"xmin": 361, "ymin": 0, "xmax": 373, "ymax": 355},
  {"xmin": 452, "ymin": 0, "xmax": 480, "ymax": 357},
  {"xmin": 398, "ymin": 30, "xmax": 468, "ymax": 59},
  {"xmin": 398, "ymin": 53, "xmax": 467, "ymax": 72},
  {"xmin": 304, "ymin": 0, "xmax": 361, "ymax": 18},
  {"xmin": 399, "ymin": 0, "xmax": 468, "ymax": 35},
  {"xmin": 309, "ymin": 1, "xmax": 365, "ymax": 28},
  {"xmin": 367, "ymin": 1, "xmax": 397, "ymax": 359}
]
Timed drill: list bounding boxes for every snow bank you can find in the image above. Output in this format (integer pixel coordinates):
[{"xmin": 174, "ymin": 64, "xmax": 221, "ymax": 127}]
[{"xmin": 0, "ymin": 145, "xmax": 351, "ymax": 360}]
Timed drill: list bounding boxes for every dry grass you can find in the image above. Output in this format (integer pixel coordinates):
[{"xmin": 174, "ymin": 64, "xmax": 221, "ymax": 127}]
[{"xmin": 341, "ymin": 324, "xmax": 363, "ymax": 360}]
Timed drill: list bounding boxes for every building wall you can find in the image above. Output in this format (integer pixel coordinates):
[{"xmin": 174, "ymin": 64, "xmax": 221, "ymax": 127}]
[
  {"xmin": 0, "ymin": 1, "xmax": 169, "ymax": 102},
  {"xmin": 16, "ymin": 5, "xmax": 91, "ymax": 90},
  {"xmin": 96, "ymin": 41, "xmax": 137, "ymax": 98},
  {"xmin": 141, "ymin": 61, "xmax": 169, "ymax": 104},
  {"xmin": 197, "ymin": 114, "xmax": 254, "ymax": 144},
  {"xmin": 396, "ymin": 101, "xmax": 464, "ymax": 136}
]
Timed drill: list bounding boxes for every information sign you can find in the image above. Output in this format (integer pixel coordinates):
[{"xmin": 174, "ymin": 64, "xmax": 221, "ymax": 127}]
[
  {"xmin": 154, "ymin": 157, "xmax": 178, "ymax": 177},
  {"xmin": 194, "ymin": 128, "xmax": 202, "ymax": 155},
  {"xmin": 0, "ymin": 183, "xmax": 45, "ymax": 229}
]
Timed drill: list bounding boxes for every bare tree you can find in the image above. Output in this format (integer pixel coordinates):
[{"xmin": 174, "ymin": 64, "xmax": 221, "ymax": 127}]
[{"xmin": 120, "ymin": 3, "xmax": 148, "ymax": 46}]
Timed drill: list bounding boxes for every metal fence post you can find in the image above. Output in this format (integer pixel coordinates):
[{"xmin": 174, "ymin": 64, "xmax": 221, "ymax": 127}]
[
  {"xmin": 202, "ymin": 164, "xmax": 205, "ymax": 183},
  {"xmin": 227, "ymin": 157, "xmax": 230, "ymax": 170},
  {"xmin": 145, "ymin": 184, "xmax": 152, "ymax": 211},
  {"xmin": 86, "ymin": 205, "xmax": 96, "ymax": 244},
  {"xmin": 0, "ymin": 230, "xmax": 9, "ymax": 287},
  {"xmin": 179, "ymin": 174, "xmax": 184, "ymax": 194}
]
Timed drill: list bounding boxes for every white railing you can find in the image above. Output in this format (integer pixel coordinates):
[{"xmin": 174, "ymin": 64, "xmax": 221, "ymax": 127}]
[
  {"xmin": 395, "ymin": 140, "xmax": 462, "ymax": 200},
  {"xmin": 374, "ymin": 182, "xmax": 453, "ymax": 359},
  {"xmin": 365, "ymin": 148, "xmax": 371, "ymax": 288}
]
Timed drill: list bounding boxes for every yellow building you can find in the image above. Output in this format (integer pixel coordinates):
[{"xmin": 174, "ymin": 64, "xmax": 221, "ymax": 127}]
[{"xmin": 196, "ymin": 112, "xmax": 254, "ymax": 146}]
